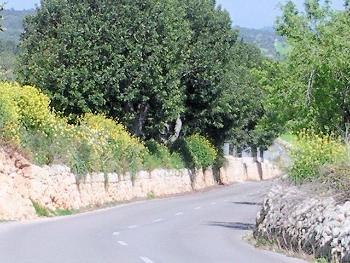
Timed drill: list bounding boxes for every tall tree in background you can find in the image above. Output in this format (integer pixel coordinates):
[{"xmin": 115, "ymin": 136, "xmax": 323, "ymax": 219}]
[
  {"xmin": 263, "ymin": 0, "xmax": 350, "ymax": 135},
  {"xmin": 17, "ymin": 0, "xmax": 190, "ymax": 140}
]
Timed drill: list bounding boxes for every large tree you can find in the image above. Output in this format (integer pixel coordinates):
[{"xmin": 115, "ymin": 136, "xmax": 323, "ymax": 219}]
[
  {"xmin": 17, "ymin": 0, "xmax": 272, "ymax": 149},
  {"xmin": 17, "ymin": 0, "xmax": 190, "ymax": 140},
  {"xmin": 265, "ymin": 0, "xmax": 350, "ymax": 135},
  {"xmin": 180, "ymin": 0, "xmax": 238, "ymax": 146}
]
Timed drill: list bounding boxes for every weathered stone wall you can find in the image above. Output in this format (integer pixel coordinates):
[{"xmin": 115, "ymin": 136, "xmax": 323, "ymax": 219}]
[
  {"xmin": 254, "ymin": 184, "xmax": 350, "ymax": 263},
  {"xmin": 0, "ymin": 147, "xmax": 281, "ymax": 221},
  {"xmin": 220, "ymin": 156, "xmax": 282, "ymax": 184}
]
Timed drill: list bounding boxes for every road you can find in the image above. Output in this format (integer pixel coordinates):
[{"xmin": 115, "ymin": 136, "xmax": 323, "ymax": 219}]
[{"xmin": 0, "ymin": 181, "xmax": 305, "ymax": 263}]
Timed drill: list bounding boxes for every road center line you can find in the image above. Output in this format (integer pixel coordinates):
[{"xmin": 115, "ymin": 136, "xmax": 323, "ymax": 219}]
[
  {"xmin": 175, "ymin": 212, "xmax": 184, "ymax": 216},
  {"xmin": 117, "ymin": 241, "xmax": 128, "ymax": 246},
  {"xmin": 112, "ymin": 232, "xmax": 120, "ymax": 236},
  {"xmin": 153, "ymin": 218, "xmax": 164, "ymax": 223},
  {"xmin": 140, "ymin": 256, "xmax": 155, "ymax": 263},
  {"xmin": 128, "ymin": 225, "xmax": 139, "ymax": 229},
  {"xmin": 194, "ymin": 206, "xmax": 201, "ymax": 210}
]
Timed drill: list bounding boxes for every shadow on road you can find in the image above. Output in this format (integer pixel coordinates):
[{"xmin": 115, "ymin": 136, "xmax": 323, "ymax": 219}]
[
  {"xmin": 232, "ymin": 201, "xmax": 262, "ymax": 206},
  {"xmin": 207, "ymin": 221, "xmax": 255, "ymax": 230}
]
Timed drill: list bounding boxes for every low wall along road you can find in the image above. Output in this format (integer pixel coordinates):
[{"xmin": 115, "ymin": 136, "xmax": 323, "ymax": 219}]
[{"xmin": 0, "ymin": 147, "xmax": 281, "ymax": 221}]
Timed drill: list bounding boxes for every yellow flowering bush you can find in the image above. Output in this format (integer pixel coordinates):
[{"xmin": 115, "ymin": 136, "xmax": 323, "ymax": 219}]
[
  {"xmin": 0, "ymin": 83, "xmax": 21, "ymax": 142},
  {"xmin": 0, "ymin": 83, "xmax": 219, "ymax": 178},
  {"xmin": 290, "ymin": 130, "xmax": 347, "ymax": 183}
]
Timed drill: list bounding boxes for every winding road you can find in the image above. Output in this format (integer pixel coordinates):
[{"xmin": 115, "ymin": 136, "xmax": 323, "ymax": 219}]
[{"xmin": 0, "ymin": 181, "xmax": 305, "ymax": 263}]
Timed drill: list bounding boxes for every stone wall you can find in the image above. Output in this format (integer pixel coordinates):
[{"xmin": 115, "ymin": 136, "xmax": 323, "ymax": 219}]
[
  {"xmin": 254, "ymin": 184, "xmax": 350, "ymax": 263},
  {"xmin": 220, "ymin": 156, "xmax": 282, "ymax": 184},
  {"xmin": 0, "ymin": 147, "xmax": 281, "ymax": 221}
]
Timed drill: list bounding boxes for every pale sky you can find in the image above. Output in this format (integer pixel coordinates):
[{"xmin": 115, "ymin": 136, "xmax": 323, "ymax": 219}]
[{"xmin": 4, "ymin": 0, "xmax": 346, "ymax": 29}]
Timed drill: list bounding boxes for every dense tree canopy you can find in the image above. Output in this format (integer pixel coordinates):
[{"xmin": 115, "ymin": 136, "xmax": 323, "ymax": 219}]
[
  {"xmin": 262, "ymin": 0, "xmax": 350, "ymax": 135},
  {"xmin": 17, "ymin": 0, "xmax": 191, "ymax": 140},
  {"xmin": 17, "ymin": 0, "xmax": 270, "ymax": 150}
]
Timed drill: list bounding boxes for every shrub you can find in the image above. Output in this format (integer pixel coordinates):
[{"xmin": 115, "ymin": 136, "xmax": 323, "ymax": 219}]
[
  {"xmin": 144, "ymin": 140, "xmax": 184, "ymax": 171},
  {"xmin": 290, "ymin": 130, "xmax": 347, "ymax": 183},
  {"xmin": 0, "ymin": 83, "xmax": 148, "ymax": 178},
  {"xmin": 0, "ymin": 84, "xmax": 21, "ymax": 142},
  {"xmin": 184, "ymin": 134, "xmax": 218, "ymax": 169}
]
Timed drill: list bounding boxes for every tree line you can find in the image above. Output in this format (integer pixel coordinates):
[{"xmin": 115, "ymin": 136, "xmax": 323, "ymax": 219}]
[{"xmin": 4, "ymin": 0, "xmax": 348, "ymax": 157}]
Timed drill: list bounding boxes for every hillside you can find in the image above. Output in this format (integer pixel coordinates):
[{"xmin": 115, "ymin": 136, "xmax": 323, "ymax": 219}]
[
  {"xmin": 237, "ymin": 26, "xmax": 288, "ymax": 59},
  {"xmin": 0, "ymin": 9, "xmax": 35, "ymax": 80}
]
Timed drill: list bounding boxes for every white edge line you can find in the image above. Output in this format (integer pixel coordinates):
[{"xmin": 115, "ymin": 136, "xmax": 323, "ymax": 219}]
[
  {"xmin": 117, "ymin": 241, "xmax": 128, "ymax": 246},
  {"xmin": 140, "ymin": 256, "xmax": 155, "ymax": 263}
]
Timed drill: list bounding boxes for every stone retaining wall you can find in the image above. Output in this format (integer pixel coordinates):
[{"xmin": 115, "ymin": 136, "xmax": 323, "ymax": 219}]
[
  {"xmin": 0, "ymin": 148, "xmax": 281, "ymax": 221},
  {"xmin": 254, "ymin": 184, "xmax": 350, "ymax": 262}
]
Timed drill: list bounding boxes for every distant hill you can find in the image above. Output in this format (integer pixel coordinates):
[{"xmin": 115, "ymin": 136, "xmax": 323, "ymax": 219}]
[
  {"xmin": 236, "ymin": 26, "xmax": 288, "ymax": 59},
  {"xmin": 0, "ymin": 9, "xmax": 35, "ymax": 80},
  {"xmin": 1, "ymin": 9, "xmax": 35, "ymax": 43}
]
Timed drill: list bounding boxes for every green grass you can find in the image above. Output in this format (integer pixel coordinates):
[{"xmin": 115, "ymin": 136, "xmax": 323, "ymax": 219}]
[
  {"xmin": 31, "ymin": 200, "xmax": 51, "ymax": 217},
  {"xmin": 147, "ymin": 191, "xmax": 156, "ymax": 199},
  {"xmin": 31, "ymin": 200, "xmax": 74, "ymax": 217}
]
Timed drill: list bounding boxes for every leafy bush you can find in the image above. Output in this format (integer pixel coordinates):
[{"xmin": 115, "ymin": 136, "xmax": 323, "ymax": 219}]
[
  {"xmin": 183, "ymin": 134, "xmax": 218, "ymax": 169},
  {"xmin": 290, "ymin": 130, "xmax": 347, "ymax": 183},
  {"xmin": 0, "ymin": 83, "xmax": 217, "ymax": 179},
  {"xmin": 0, "ymin": 83, "xmax": 147, "ymax": 177},
  {"xmin": 0, "ymin": 83, "xmax": 21, "ymax": 142},
  {"xmin": 144, "ymin": 140, "xmax": 184, "ymax": 171}
]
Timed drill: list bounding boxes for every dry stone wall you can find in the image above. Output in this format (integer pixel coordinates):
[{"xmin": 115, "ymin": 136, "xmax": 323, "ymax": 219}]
[
  {"xmin": 254, "ymin": 184, "xmax": 350, "ymax": 263},
  {"xmin": 0, "ymin": 147, "xmax": 281, "ymax": 221}
]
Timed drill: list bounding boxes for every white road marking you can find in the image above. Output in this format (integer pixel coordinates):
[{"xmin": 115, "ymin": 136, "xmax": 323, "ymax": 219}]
[
  {"xmin": 194, "ymin": 206, "xmax": 201, "ymax": 210},
  {"xmin": 128, "ymin": 225, "xmax": 139, "ymax": 229},
  {"xmin": 153, "ymin": 218, "xmax": 164, "ymax": 223},
  {"xmin": 117, "ymin": 241, "xmax": 128, "ymax": 246},
  {"xmin": 140, "ymin": 256, "xmax": 155, "ymax": 263},
  {"xmin": 112, "ymin": 232, "xmax": 120, "ymax": 236},
  {"xmin": 211, "ymin": 202, "xmax": 217, "ymax": 205},
  {"xmin": 175, "ymin": 212, "xmax": 184, "ymax": 216}
]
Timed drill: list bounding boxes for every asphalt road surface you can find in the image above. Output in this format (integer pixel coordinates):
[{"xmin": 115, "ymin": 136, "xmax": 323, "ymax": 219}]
[{"xmin": 0, "ymin": 181, "xmax": 306, "ymax": 263}]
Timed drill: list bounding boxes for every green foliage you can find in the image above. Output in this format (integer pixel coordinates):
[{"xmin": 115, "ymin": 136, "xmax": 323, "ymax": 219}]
[
  {"xmin": 144, "ymin": 140, "xmax": 184, "ymax": 171},
  {"xmin": 15, "ymin": 0, "xmax": 272, "ymax": 152},
  {"xmin": 31, "ymin": 200, "xmax": 51, "ymax": 217},
  {"xmin": 290, "ymin": 130, "xmax": 347, "ymax": 183},
  {"xmin": 264, "ymin": 1, "xmax": 350, "ymax": 135},
  {"xmin": 181, "ymin": 0, "xmax": 239, "ymax": 146},
  {"xmin": 17, "ymin": 0, "xmax": 190, "ymax": 141},
  {"xmin": 184, "ymin": 134, "xmax": 217, "ymax": 169},
  {"xmin": 0, "ymin": 83, "xmax": 149, "ymax": 177},
  {"xmin": 31, "ymin": 199, "xmax": 74, "ymax": 217}
]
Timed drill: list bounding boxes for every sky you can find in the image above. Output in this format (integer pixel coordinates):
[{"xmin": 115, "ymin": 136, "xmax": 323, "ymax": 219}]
[{"xmin": 4, "ymin": 0, "xmax": 346, "ymax": 29}]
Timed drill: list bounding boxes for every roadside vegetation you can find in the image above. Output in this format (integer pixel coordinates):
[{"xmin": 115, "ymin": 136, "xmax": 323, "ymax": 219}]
[
  {"xmin": 0, "ymin": 0, "xmax": 277, "ymax": 180},
  {"xmin": 1, "ymin": 0, "xmax": 350, "ymax": 189}
]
